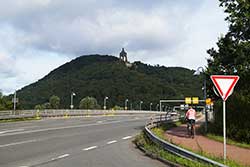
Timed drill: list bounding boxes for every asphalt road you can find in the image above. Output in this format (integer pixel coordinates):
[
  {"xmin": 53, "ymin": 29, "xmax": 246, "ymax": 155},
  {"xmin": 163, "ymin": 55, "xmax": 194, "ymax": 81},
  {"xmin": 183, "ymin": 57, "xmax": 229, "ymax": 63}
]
[{"xmin": 0, "ymin": 115, "xmax": 167, "ymax": 167}]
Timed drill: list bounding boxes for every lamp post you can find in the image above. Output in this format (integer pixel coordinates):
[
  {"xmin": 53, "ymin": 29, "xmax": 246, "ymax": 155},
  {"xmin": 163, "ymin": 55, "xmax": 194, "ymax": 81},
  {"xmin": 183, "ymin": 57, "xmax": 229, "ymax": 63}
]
[
  {"xmin": 70, "ymin": 92, "xmax": 76, "ymax": 109},
  {"xmin": 125, "ymin": 99, "xmax": 129, "ymax": 110},
  {"xmin": 150, "ymin": 103, "xmax": 153, "ymax": 111},
  {"xmin": 140, "ymin": 101, "xmax": 143, "ymax": 111},
  {"xmin": 156, "ymin": 104, "xmax": 159, "ymax": 111},
  {"xmin": 104, "ymin": 96, "xmax": 109, "ymax": 110},
  {"xmin": 194, "ymin": 66, "xmax": 207, "ymax": 132}
]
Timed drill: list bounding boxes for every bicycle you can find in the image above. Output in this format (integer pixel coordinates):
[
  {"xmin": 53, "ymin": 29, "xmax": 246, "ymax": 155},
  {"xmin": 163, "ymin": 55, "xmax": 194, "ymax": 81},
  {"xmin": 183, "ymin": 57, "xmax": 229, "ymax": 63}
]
[{"xmin": 186, "ymin": 119, "xmax": 195, "ymax": 138}]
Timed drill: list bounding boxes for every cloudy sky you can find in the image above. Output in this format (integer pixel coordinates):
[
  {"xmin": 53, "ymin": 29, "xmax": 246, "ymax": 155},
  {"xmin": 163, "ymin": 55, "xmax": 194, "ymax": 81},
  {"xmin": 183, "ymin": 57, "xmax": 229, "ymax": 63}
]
[{"xmin": 0, "ymin": 0, "xmax": 228, "ymax": 94}]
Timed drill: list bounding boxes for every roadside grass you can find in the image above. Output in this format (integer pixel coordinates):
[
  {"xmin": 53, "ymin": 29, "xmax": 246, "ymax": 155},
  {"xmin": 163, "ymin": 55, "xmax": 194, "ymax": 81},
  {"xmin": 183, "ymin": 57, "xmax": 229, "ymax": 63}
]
[
  {"xmin": 206, "ymin": 133, "xmax": 250, "ymax": 149},
  {"xmin": 133, "ymin": 132, "xmax": 211, "ymax": 167},
  {"xmin": 0, "ymin": 117, "xmax": 41, "ymax": 123},
  {"xmin": 198, "ymin": 123, "xmax": 250, "ymax": 149},
  {"xmin": 152, "ymin": 122, "xmax": 247, "ymax": 167}
]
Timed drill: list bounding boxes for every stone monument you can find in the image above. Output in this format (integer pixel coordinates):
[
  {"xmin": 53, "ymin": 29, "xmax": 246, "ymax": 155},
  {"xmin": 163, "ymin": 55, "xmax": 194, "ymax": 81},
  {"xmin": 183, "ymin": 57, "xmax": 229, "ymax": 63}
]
[{"xmin": 119, "ymin": 48, "xmax": 128, "ymax": 62}]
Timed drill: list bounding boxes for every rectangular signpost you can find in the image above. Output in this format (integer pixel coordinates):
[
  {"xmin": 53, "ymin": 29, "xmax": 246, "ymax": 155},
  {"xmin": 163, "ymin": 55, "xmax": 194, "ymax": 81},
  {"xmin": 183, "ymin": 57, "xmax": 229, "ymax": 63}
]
[{"xmin": 211, "ymin": 75, "xmax": 239, "ymax": 160}]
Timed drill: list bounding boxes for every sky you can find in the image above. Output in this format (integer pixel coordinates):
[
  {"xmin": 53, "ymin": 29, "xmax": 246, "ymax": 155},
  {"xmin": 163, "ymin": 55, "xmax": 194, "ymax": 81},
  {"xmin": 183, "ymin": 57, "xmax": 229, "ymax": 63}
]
[{"xmin": 0, "ymin": 0, "xmax": 228, "ymax": 95}]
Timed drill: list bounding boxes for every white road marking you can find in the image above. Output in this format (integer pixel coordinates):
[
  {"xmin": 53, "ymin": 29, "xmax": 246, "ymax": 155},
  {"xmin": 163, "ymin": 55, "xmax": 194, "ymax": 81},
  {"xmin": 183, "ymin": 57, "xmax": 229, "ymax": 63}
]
[
  {"xmin": 122, "ymin": 136, "xmax": 132, "ymax": 140},
  {"xmin": 51, "ymin": 154, "xmax": 70, "ymax": 161},
  {"xmin": 19, "ymin": 166, "xmax": 29, "ymax": 167},
  {"xmin": 97, "ymin": 121, "xmax": 103, "ymax": 123},
  {"xmin": 0, "ymin": 139, "xmax": 37, "ymax": 148},
  {"xmin": 0, "ymin": 128, "xmax": 24, "ymax": 134},
  {"xmin": 107, "ymin": 140, "xmax": 117, "ymax": 144},
  {"xmin": 83, "ymin": 146, "xmax": 97, "ymax": 151}
]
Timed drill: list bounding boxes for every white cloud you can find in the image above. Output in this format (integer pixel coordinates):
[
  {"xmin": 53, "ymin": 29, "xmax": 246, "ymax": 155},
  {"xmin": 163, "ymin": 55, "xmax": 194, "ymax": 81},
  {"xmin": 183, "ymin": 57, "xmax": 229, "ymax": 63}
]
[{"xmin": 0, "ymin": 0, "xmax": 228, "ymax": 94}]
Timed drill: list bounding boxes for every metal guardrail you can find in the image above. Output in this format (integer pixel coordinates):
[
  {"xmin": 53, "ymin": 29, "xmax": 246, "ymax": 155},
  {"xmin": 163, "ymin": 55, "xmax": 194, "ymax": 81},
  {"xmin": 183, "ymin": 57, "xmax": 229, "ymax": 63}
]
[
  {"xmin": 144, "ymin": 115, "xmax": 228, "ymax": 167},
  {"xmin": 0, "ymin": 109, "xmax": 167, "ymax": 120}
]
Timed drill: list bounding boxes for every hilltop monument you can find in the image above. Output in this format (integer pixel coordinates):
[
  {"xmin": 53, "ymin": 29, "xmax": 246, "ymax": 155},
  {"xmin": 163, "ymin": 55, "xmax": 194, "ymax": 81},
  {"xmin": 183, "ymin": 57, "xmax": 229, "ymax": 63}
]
[{"xmin": 119, "ymin": 48, "xmax": 128, "ymax": 62}]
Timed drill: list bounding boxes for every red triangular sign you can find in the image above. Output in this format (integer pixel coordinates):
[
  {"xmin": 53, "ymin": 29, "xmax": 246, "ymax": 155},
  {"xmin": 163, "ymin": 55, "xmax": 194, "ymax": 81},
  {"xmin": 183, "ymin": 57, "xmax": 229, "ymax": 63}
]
[{"xmin": 211, "ymin": 75, "xmax": 239, "ymax": 101}]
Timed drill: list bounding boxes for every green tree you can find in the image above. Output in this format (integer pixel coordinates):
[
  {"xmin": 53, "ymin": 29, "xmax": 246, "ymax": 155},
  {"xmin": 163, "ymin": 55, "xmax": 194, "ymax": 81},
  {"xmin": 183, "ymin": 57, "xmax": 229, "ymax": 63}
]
[
  {"xmin": 79, "ymin": 97, "xmax": 99, "ymax": 109},
  {"xmin": 207, "ymin": 0, "xmax": 250, "ymax": 143},
  {"xmin": 42, "ymin": 102, "xmax": 51, "ymax": 109},
  {"xmin": 49, "ymin": 95, "xmax": 60, "ymax": 109},
  {"xmin": 34, "ymin": 104, "xmax": 43, "ymax": 110}
]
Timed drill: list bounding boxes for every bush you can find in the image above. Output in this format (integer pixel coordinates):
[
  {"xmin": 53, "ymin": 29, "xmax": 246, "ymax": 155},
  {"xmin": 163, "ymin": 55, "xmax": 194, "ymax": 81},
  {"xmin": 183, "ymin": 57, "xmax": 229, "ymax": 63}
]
[
  {"xmin": 209, "ymin": 92, "xmax": 250, "ymax": 143},
  {"xmin": 79, "ymin": 97, "xmax": 99, "ymax": 109}
]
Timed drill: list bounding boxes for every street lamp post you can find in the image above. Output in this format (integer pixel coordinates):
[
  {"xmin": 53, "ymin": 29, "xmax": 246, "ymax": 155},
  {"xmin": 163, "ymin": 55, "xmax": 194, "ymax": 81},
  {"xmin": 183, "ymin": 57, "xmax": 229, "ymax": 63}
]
[
  {"xmin": 140, "ymin": 101, "xmax": 143, "ymax": 111},
  {"xmin": 194, "ymin": 66, "xmax": 207, "ymax": 132},
  {"xmin": 125, "ymin": 99, "xmax": 129, "ymax": 110},
  {"xmin": 156, "ymin": 104, "xmax": 159, "ymax": 111},
  {"xmin": 70, "ymin": 92, "xmax": 76, "ymax": 109},
  {"xmin": 104, "ymin": 96, "xmax": 109, "ymax": 110},
  {"xmin": 150, "ymin": 103, "xmax": 153, "ymax": 111}
]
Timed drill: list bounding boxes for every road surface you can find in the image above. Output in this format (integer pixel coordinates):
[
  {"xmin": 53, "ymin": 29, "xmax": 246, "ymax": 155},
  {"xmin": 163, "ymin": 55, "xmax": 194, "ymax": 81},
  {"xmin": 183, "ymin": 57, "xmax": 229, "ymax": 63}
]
[{"xmin": 0, "ymin": 115, "xmax": 167, "ymax": 167}]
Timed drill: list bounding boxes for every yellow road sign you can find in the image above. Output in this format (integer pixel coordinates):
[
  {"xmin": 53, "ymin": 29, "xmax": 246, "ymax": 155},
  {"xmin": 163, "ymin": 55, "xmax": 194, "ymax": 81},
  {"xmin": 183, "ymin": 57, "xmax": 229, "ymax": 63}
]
[
  {"xmin": 206, "ymin": 98, "xmax": 212, "ymax": 105},
  {"xmin": 192, "ymin": 97, "xmax": 199, "ymax": 104},
  {"xmin": 185, "ymin": 97, "xmax": 192, "ymax": 104}
]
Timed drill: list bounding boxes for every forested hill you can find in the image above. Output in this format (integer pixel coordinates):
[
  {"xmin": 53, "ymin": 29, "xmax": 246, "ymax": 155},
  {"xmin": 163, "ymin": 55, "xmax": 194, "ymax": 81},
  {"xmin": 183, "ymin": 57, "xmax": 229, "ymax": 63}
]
[{"xmin": 16, "ymin": 55, "xmax": 203, "ymax": 109}]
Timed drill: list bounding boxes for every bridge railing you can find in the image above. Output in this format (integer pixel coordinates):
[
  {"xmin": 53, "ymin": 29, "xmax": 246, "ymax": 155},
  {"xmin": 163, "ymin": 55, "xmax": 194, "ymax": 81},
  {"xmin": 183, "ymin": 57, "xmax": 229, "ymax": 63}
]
[{"xmin": 0, "ymin": 109, "xmax": 167, "ymax": 120}]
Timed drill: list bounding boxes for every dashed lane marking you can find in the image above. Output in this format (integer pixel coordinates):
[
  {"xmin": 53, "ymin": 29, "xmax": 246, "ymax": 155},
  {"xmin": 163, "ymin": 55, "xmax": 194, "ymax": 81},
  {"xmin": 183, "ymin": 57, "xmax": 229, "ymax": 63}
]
[
  {"xmin": 122, "ymin": 136, "xmax": 132, "ymax": 140},
  {"xmin": 107, "ymin": 140, "xmax": 117, "ymax": 144},
  {"xmin": 51, "ymin": 154, "xmax": 70, "ymax": 161},
  {"xmin": 0, "ymin": 128, "xmax": 25, "ymax": 134},
  {"xmin": 82, "ymin": 146, "xmax": 98, "ymax": 151},
  {"xmin": 0, "ymin": 139, "xmax": 37, "ymax": 148}
]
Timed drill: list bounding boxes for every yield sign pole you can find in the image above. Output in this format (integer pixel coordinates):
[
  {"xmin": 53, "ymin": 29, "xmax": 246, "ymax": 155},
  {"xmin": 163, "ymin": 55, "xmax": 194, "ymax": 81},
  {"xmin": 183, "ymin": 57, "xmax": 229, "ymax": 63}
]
[{"xmin": 211, "ymin": 75, "xmax": 239, "ymax": 161}]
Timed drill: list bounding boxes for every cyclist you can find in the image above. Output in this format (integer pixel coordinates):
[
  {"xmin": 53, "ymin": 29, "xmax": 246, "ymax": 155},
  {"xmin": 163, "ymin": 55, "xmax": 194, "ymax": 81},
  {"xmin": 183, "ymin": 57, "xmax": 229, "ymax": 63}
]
[{"xmin": 185, "ymin": 106, "xmax": 196, "ymax": 138}]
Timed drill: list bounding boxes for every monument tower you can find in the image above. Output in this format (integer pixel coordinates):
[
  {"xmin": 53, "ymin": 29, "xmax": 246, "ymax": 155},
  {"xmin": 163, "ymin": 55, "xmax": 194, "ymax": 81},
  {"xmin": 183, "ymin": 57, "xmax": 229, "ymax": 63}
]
[{"xmin": 119, "ymin": 48, "xmax": 128, "ymax": 62}]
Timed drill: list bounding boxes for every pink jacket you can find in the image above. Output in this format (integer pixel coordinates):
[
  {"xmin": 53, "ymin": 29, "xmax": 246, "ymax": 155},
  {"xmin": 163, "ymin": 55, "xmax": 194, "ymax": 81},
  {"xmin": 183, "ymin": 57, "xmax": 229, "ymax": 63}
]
[{"xmin": 186, "ymin": 108, "xmax": 196, "ymax": 120}]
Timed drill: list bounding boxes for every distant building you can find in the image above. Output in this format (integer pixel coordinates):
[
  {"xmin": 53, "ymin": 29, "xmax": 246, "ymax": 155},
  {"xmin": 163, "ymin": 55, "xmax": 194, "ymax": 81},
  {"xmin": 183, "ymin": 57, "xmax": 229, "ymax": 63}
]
[{"xmin": 119, "ymin": 48, "xmax": 128, "ymax": 62}]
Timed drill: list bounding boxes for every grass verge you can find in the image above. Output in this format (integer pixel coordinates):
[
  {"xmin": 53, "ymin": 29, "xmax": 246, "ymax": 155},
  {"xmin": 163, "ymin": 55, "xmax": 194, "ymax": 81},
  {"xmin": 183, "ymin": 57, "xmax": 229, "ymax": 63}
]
[
  {"xmin": 206, "ymin": 133, "xmax": 250, "ymax": 149},
  {"xmin": 133, "ymin": 131, "xmax": 211, "ymax": 167},
  {"xmin": 198, "ymin": 123, "xmax": 250, "ymax": 149}
]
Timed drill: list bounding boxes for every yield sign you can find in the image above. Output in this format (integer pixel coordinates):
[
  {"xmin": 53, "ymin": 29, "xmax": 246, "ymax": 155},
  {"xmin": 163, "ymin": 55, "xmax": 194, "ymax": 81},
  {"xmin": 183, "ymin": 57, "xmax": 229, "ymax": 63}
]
[{"xmin": 211, "ymin": 75, "xmax": 239, "ymax": 101}]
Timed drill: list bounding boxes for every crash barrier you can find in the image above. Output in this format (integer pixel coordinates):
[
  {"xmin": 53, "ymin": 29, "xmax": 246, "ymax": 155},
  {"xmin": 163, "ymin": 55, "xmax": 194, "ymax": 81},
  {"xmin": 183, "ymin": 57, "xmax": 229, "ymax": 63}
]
[
  {"xmin": 144, "ymin": 115, "xmax": 228, "ymax": 167},
  {"xmin": 0, "ymin": 109, "xmax": 167, "ymax": 120}
]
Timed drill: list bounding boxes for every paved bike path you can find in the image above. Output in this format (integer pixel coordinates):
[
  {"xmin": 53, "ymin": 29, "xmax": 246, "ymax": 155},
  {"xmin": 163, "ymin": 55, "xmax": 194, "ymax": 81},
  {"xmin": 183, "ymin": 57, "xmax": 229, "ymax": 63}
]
[{"xmin": 164, "ymin": 123, "xmax": 250, "ymax": 166}]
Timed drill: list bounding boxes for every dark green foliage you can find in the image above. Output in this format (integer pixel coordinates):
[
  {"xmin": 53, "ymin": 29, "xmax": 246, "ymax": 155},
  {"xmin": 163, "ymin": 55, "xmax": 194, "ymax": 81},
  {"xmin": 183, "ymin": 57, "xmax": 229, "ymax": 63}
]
[
  {"xmin": 14, "ymin": 55, "xmax": 202, "ymax": 109},
  {"xmin": 79, "ymin": 96, "xmax": 99, "ymax": 109},
  {"xmin": 0, "ymin": 91, "xmax": 12, "ymax": 110},
  {"xmin": 34, "ymin": 104, "xmax": 43, "ymax": 110},
  {"xmin": 49, "ymin": 95, "xmax": 60, "ymax": 109},
  {"xmin": 207, "ymin": 0, "xmax": 250, "ymax": 143}
]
